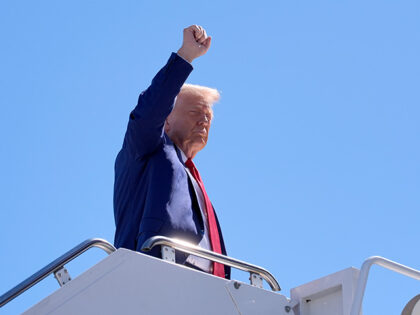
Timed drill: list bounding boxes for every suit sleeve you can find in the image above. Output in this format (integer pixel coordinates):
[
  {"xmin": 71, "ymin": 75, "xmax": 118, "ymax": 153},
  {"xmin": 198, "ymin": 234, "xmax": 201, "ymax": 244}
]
[{"xmin": 123, "ymin": 53, "xmax": 193, "ymax": 158}]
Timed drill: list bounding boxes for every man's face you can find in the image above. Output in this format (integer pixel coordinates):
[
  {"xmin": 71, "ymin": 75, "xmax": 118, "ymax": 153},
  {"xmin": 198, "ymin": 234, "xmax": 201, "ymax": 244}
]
[{"xmin": 166, "ymin": 93, "xmax": 213, "ymax": 153}]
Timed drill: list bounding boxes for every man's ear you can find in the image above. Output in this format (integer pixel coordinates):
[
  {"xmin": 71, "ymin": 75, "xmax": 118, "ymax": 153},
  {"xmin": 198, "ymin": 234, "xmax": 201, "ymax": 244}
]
[{"xmin": 164, "ymin": 118, "xmax": 170, "ymax": 133}]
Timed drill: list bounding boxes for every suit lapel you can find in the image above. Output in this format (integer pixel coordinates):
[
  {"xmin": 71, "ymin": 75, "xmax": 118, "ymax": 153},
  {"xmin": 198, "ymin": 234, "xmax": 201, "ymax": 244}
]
[{"xmin": 173, "ymin": 143, "xmax": 205, "ymax": 232}]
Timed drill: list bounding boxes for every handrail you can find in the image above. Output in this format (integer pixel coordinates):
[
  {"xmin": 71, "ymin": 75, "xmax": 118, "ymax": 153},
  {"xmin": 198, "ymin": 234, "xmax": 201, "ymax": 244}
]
[
  {"xmin": 350, "ymin": 256, "xmax": 420, "ymax": 315},
  {"xmin": 0, "ymin": 238, "xmax": 116, "ymax": 308},
  {"xmin": 141, "ymin": 235, "xmax": 281, "ymax": 291}
]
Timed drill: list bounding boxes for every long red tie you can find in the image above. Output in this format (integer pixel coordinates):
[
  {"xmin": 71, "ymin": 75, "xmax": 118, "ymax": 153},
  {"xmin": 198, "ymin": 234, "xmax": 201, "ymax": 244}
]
[{"xmin": 185, "ymin": 158, "xmax": 225, "ymax": 278}]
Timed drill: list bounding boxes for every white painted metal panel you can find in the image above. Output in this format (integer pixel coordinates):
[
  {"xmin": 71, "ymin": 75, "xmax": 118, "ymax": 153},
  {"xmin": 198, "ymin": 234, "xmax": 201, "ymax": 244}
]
[
  {"xmin": 23, "ymin": 249, "xmax": 291, "ymax": 315},
  {"xmin": 23, "ymin": 249, "xmax": 239, "ymax": 315},
  {"xmin": 225, "ymin": 281, "xmax": 293, "ymax": 315},
  {"xmin": 290, "ymin": 267, "xmax": 360, "ymax": 315}
]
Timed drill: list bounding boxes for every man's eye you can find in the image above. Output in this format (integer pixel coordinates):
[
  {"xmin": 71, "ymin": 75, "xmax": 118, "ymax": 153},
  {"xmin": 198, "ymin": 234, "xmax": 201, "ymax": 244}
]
[{"xmin": 189, "ymin": 111, "xmax": 211, "ymax": 120}]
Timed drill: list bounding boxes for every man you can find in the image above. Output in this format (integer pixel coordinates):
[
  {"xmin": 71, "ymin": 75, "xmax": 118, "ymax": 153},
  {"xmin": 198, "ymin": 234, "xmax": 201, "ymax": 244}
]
[{"xmin": 113, "ymin": 25, "xmax": 230, "ymax": 279}]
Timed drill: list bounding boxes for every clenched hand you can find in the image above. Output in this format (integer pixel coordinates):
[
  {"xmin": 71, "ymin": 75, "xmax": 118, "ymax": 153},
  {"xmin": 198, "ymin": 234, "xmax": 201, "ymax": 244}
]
[{"xmin": 177, "ymin": 25, "xmax": 212, "ymax": 63}]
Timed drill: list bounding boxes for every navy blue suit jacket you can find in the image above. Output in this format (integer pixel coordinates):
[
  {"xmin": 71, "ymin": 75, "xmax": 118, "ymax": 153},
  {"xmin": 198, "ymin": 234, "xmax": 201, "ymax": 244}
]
[{"xmin": 113, "ymin": 53, "xmax": 230, "ymax": 279}]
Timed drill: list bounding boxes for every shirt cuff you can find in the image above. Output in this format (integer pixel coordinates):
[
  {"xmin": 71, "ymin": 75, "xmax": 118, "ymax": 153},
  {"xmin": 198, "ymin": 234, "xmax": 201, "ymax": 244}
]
[{"xmin": 176, "ymin": 52, "xmax": 192, "ymax": 65}]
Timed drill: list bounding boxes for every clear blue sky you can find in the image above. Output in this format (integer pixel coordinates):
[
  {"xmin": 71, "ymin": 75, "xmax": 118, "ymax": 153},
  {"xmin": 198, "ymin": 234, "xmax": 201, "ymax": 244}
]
[{"xmin": 1, "ymin": 1, "xmax": 419, "ymax": 314}]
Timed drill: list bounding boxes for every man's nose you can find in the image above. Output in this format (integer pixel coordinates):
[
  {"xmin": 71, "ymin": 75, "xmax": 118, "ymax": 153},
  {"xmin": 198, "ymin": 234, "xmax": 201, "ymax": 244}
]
[{"xmin": 198, "ymin": 115, "xmax": 210, "ymax": 125}]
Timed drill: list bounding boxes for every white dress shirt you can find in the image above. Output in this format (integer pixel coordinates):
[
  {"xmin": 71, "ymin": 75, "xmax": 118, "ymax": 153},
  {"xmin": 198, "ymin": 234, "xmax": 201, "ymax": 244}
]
[{"xmin": 178, "ymin": 148, "xmax": 213, "ymax": 273}]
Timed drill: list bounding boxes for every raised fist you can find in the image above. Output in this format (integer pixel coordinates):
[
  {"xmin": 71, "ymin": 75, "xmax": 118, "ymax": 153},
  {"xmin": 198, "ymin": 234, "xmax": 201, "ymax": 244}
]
[{"xmin": 177, "ymin": 25, "xmax": 212, "ymax": 63}]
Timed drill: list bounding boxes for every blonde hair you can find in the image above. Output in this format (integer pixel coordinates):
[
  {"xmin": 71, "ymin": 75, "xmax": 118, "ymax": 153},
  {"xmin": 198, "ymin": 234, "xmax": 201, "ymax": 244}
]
[{"xmin": 178, "ymin": 83, "xmax": 220, "ymax": 106}]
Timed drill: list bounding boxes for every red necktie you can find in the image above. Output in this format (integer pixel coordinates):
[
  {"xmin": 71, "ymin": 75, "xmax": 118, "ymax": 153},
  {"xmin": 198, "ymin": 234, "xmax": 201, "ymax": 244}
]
[{"xmin": 185, "ymin": 158, "xmax": 225, "ymax": 278}]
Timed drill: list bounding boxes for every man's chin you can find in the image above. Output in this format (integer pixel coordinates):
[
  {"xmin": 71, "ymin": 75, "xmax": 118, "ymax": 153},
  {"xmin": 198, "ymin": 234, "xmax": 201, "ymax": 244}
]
[{"xmin": 192, "ymin": 138, "xmax": 207, "ymax": 150}]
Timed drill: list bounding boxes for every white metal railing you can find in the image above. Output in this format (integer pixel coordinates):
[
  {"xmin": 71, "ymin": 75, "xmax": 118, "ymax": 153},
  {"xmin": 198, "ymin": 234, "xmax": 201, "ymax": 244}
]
[
  {"xmin": 0, "ymin": 238, "xmax": 116, "ymax": 308},
  {"xmin": 141, "ymin": 235, "xmax": 281, "ymax": 291},
  {"xmin": 350, "ymin": 256, "xmax": 420, "ymax": 315}
]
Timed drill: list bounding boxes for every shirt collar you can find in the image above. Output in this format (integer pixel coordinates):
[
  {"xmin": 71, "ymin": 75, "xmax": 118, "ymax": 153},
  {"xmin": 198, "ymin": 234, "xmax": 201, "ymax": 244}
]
[{"xmin": 177, "ymin": 146, "xmax": 188, "ymax": 163}]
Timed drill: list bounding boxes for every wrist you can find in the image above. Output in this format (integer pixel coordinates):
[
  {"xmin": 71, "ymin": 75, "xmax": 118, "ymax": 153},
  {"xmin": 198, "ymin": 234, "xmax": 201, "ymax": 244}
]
[{"xmin": 177, "ymin": 47, "xmax": 194, "ymax": 63}]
